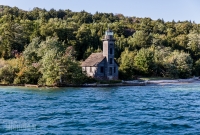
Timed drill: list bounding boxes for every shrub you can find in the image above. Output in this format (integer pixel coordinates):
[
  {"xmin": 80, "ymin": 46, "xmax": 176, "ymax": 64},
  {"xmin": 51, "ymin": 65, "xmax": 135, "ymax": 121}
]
[{"xmin": 0, "ymin": 65, "xmax": 16, "ymax": 84}]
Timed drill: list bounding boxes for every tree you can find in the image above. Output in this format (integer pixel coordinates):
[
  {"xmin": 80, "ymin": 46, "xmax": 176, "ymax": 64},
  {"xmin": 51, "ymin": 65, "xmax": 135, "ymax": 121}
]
[
  {"xmin": 23, "ymin": 37, "xmax": 41, "ymax": 64},
  {"xmin": 23, "ymin": 36, "xmax": 87, "ymax": 85},
  {"xmin": 194, "ymin": 59, "xmax": 200, "ymax": 76},
  {"xmin": 165, "ymin": 51, "xmax": 193, "ymax": 78},
  {"xmin": 59, "ymin": 56, "xmax": 88, "ymax": 85},
  {"xmin": 134, "ymin": 47, "xmax": 155, "ymax": 75},
  {"xmin": 38, "ymin": 48, "xmax": 62, "ymax": 85},
  {"xmin": 187, "ymin": 31, "xmax": 200, "ymax": 58},
  {"xmin": 0, "ymin": 21, "xmax": 26, "ymax": 59},
  {"xmin": 153, "ymin": 46, "xmax": 172, "ymax": 76},
  {"xmin": 75, "ymin": 24, "xmax": 92, "ymax": 60},
  {"xmin": 118, "ymin": 48, "xmax": 136, "ymax": 80},
  {"xmin": 129, "ymin": 31, "xmax": 152, "ymax": 49},
  {"xmin": 0, "ymin": 5, "xmax": 200, "ymax": 80},
  {"xmin": 0, "ymin": 65, "xmax": 16, "ymax": 84}
]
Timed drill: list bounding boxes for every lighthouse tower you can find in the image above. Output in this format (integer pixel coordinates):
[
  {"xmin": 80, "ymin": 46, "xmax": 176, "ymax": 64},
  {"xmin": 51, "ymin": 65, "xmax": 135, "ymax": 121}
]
[
  {"xmin": 102, "ymin": 29, "xmax": 116, "ymax": 80},
  {"xmin": 81, "ymin": 29, "xmax": 118, "ymax": 80}
]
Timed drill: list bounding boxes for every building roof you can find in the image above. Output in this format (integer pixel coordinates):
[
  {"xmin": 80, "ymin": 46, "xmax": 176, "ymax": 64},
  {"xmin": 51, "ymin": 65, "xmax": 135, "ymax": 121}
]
[{"xmin": 81, "ymin": 53, "xmax": 105, "ymax": 67}]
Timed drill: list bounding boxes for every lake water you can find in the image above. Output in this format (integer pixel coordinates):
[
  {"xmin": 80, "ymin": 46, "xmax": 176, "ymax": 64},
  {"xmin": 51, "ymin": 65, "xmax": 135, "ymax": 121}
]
[{"xmin": 1, "ymin": 83, "xmax": 200, "ymax": 135}]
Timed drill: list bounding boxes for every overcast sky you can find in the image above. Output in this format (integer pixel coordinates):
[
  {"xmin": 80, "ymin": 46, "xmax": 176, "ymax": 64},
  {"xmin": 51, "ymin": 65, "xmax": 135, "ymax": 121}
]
[{"xmin": 1, "ymin": 0, "xmax": 200, "ymax": 23}]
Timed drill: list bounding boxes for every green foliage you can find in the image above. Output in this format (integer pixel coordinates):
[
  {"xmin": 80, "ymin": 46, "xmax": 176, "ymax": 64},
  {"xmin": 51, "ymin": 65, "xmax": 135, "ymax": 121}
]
[
  {"xmin": 23, "ymin": 37, "xmax": 41, "ymax": 63},
  {"xmin": 134, "ymin": 48, "xmax": 155, "ymax": 75},
  {"xmin": 83, "ymin": 46, "xmax": 102, "ymax": 60},
  {"xmin": 0, "ymin": 65, "xmax": 16, "ymax": 84},
  {"xmin": 129, "ymin": 31, "xmax": 152, "ymax": 49},
  {"xmin": 59, "ymin": 56, "xmax": 88, "ymax": 85},
  {"xmin": 23, "ymin": 37, "xmax": 87, "ymax": 86},
  {"xmin": 153, "ymin": 46, "xmax": 172, "ymax": 76},
  {"xmin": 187, "ymin": 31, "xmax": 200, "ymax": 59},
  {"xmin": 0, "ymin": 5, "xmax": 199, "ymax": 81},
  {"xmin": 14, "ymin": 65, "xmax": 41, "ymax": 84},
  {"xmin": 38, "ymin": 48, "xmax": 62, "ymax": 86},
  {"xmin": 165, "ymin": 51, "xmax": 193, "ymax": 78},
  {"xmin": 0, "ymin": 21, "xmax": 27, "ymax": 59},
  {"xmin": 194, "ymin": 59, "xmax": 200, "ymax": 76},
  {"xmin": 118, "ymin": 48, "xmax": 136, "ymax": 80}
]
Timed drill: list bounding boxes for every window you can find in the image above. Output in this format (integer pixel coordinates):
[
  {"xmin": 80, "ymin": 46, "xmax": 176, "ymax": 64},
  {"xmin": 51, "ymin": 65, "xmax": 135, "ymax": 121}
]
[
  {"xmin": 114, "ymin": 67, "xmax": 116, "ymax": 73},
  {"xmin": 109, "ymin": 67, "xmax": 112, "ymax": 75},
  {"xmin": 110, "ymin": 48, "xmax": 113, "ymax": 54},
  {"xmin": 110, "ymin": 58, "xmax": 112, "ymax": 64},
  {"xmin": 100, "ymin": 66, "xmax": 104, "ymax": 73},
  {"xmin": 83, "ymin": 67, "xmax": 86, "ymax": 71},
  {"xmin": 90, "ymin": 67, "xmax": 92, "ymax": 72}
]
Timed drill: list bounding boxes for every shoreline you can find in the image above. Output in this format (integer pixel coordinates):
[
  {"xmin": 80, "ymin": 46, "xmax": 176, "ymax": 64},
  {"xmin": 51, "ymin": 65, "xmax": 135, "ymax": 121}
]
[
  {"xmin": 146, "ymin": 78, "xmax": 200, "ymax": 85},
  {"xmin": 0, "ymin": 83, "xmax": 146, "ymax": 88},
  {"xmin": 0, "ymin": 78, "xmax": 199, "ymax": 88}
]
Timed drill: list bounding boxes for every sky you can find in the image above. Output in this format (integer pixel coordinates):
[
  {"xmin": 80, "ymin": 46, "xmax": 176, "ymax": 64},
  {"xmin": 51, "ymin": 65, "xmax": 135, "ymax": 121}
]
[{"xmin": 0, "ymin": 0, "xmax": 200, "ymax": 23}]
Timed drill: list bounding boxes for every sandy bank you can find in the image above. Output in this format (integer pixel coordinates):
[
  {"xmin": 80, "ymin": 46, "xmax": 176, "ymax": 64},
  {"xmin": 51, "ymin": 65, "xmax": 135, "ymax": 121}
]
[{"xmin": 146, "ymin": 78, "xmax": 200, "ymax": 84}]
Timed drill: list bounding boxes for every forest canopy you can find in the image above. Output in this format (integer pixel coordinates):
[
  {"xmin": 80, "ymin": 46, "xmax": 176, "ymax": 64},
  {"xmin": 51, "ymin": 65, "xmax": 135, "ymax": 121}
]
[{"xmin": 0, "ymin": 5, "xmax": 199, "ymax": 85}]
